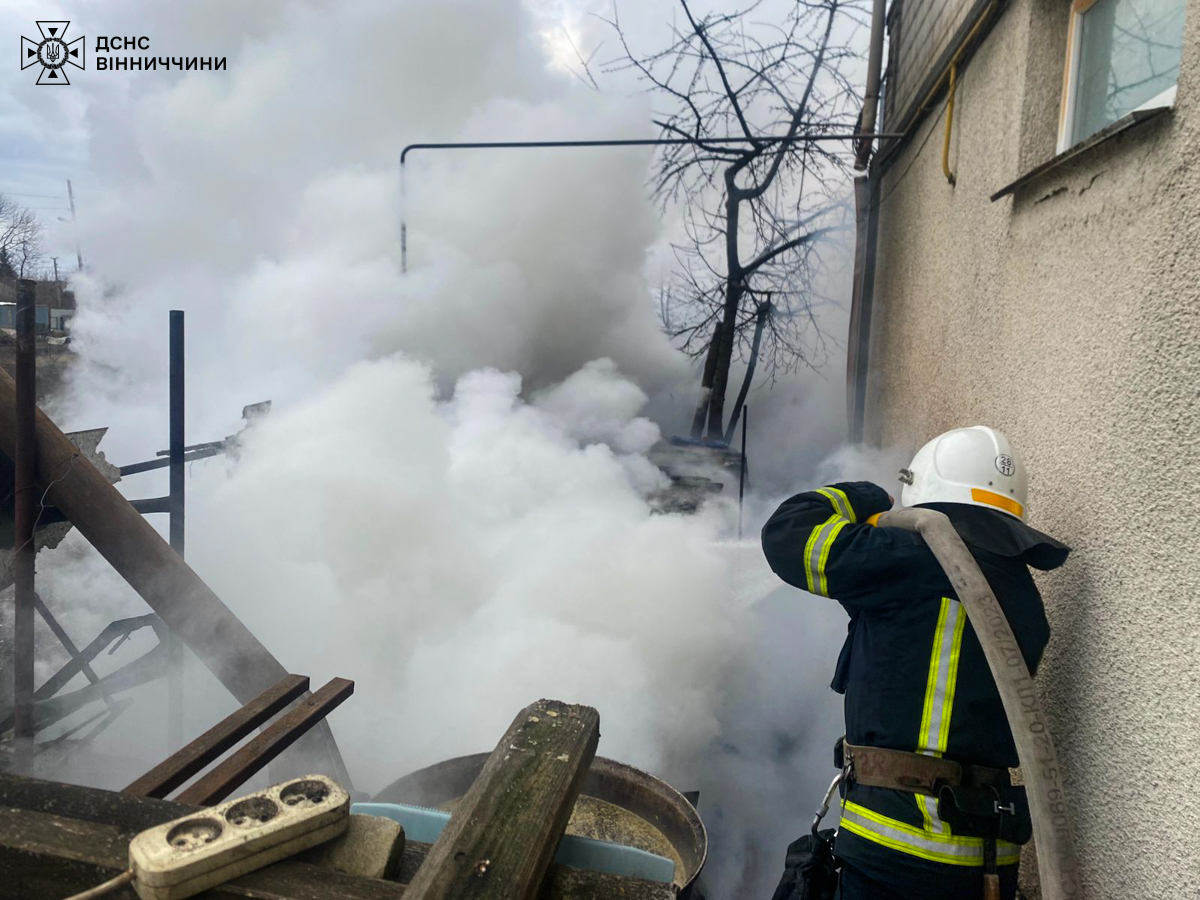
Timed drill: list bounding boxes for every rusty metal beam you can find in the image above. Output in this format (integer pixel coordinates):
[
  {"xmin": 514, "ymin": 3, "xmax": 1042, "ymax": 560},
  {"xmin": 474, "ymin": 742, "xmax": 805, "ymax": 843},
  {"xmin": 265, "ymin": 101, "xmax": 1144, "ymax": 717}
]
[
  {"xmin": 24, "ymin": 643, "xmax": 172, "ymax": 734},
  {"xmin": 32, "ymin": 593, "xmax": 116, "ymax": 708},
  {"xmin": 175, "ymin": 677, "xmax": 354, "ymax": 806},
  {"xmin": 167, "ymin": 309, "xmax": 186, "ymax": 749},
  {"xmin": 12, "ymin": 280, "xmax": 37, "ymax": 766},
  {"xmin": 33, "ymin": 614, "xmax": 158, "ymax": 702},
  {"xmin": 125, "ymin": 674, "xmax": 310, "ymax": 799},
  {"xmin": 25, "ymin": 496, "xmax": 172, "ymax": 528},
  {"xmin": 119, "ymin": 446, "xmax": 221, "ymax": 476}
]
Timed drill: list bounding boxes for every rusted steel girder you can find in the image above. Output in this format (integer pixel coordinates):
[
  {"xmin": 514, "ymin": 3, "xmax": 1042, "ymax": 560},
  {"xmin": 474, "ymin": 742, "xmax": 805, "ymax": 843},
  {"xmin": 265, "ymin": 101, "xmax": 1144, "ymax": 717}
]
[
  {"xmin": 125, "ymin": 674, "xmax": 310, "ymax": 799},
  {"xmin": 175, "ymin": 678, "xmax": 354, "ymax": 806}
]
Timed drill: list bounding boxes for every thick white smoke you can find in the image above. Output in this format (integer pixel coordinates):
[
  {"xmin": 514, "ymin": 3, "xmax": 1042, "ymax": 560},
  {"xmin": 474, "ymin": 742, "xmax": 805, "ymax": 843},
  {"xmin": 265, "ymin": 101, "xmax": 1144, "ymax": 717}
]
[
  {"xmin": 24, "ymin": 0, "xmax": 728, "ymax": 766},
  {"xmin": 189, "ymin": 354, "xmax": 741, "ymax": 784},
  {"xmin": 6, "ymin": 0, "xmax": 883, "ymax": 896}
]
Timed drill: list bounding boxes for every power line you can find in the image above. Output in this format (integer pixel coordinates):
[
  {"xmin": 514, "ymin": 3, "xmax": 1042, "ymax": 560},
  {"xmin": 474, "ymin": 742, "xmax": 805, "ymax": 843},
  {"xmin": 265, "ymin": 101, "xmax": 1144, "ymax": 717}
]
[{"xmin": 0, "ymin": 191, "xmax": 66, "ymax": 200}]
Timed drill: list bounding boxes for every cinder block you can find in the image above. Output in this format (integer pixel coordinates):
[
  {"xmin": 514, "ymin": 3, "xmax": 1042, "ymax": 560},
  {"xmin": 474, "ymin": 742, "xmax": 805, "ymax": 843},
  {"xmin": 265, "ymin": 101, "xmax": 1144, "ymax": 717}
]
[{"xmin": 299, "ymin": 813, "xmax": 405, "ymax": 880}]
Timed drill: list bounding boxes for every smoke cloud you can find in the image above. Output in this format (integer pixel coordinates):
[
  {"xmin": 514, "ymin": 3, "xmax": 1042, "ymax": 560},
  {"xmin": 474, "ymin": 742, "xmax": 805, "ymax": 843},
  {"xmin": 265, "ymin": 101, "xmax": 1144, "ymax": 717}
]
[{"xmin": 6, "ymin": 0, "xmax": 888, "ymax": 896}]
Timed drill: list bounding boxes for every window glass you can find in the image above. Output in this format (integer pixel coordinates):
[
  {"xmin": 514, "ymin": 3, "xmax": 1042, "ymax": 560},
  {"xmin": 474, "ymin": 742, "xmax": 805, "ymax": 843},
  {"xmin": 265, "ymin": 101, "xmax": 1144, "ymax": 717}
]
[{"xmin": 1073, "ymin": 0, "xmax": 1185, "ymax": 143}]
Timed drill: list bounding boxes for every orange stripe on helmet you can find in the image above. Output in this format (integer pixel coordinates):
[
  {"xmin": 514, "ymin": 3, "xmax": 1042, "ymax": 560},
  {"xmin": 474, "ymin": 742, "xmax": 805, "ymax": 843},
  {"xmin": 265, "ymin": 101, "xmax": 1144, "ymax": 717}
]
[{"xmin": 970, "ymin": 488, "xmax": 1024, "ymax": 519}]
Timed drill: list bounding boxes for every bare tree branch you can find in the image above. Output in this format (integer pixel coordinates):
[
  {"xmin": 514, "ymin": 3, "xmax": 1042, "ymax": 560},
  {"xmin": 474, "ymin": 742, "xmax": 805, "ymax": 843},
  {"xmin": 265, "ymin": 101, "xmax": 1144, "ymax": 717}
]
[
  {"xmin": 742, "ymin": 221, "xmax": 849, "ymax": 275},
  {"xmin": 608, "ymin": 0, "xmax": 863, "ymax": 438},
  {"xmin": 0, "ymin": 194, "xmax": 44, "ymax": 279}
]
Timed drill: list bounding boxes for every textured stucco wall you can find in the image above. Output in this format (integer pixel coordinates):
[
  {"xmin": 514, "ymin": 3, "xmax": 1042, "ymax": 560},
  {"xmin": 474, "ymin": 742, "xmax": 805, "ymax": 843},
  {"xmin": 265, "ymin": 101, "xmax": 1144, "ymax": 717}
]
[{"xmin": 864, "ymin": 1, "xmax": 1200, "ymax": 897}]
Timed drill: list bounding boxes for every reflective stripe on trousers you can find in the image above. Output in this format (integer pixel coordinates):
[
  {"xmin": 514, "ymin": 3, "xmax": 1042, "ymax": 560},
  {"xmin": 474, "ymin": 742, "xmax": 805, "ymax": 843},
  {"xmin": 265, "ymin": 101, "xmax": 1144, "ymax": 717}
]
[{"xmin": 839, "ymin": 801, "xmax": 1021, "ymax": 867}]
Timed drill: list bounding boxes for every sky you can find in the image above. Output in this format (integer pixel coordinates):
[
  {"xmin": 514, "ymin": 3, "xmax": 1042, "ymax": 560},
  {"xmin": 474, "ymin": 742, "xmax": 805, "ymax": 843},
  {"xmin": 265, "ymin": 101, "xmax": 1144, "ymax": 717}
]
[{"xmin": 0, "ymin": 2, "xmax": 891, "ymax": 896}]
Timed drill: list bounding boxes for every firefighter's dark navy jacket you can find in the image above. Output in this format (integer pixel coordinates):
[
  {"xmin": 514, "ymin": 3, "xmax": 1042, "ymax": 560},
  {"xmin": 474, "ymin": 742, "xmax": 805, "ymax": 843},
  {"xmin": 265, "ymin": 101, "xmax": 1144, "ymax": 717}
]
[{"xmin": 761, "ymin": 482, "xmax": 1069, "ymax": 888}]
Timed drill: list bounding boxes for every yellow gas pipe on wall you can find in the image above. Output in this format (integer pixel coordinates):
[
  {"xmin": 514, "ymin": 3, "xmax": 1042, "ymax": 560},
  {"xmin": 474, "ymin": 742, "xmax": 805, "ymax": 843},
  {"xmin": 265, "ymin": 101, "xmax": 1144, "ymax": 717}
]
[
  {"xmin": 942, "ymin": 64, "xmax": 959, "ymax": 185},
  {"xmin": 919, "ymin": 1, "xmax": 998, "ymax": 186}
]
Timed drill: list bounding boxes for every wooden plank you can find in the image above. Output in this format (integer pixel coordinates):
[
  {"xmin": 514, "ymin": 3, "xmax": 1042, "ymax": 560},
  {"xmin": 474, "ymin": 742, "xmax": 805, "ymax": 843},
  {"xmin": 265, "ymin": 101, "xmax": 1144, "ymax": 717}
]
[
  {"xmin": 175, "ymin": 678, "xmax": 354, "ymax": 806},
  {"xmin": 402, "ymin": 699, "xmax": 600, "ymax": 900},
  {"xmin": 0, "ymin": 806, "xmax": 406, "ymax": 900},
  {"xmin": 125, "ymin": 674, "xmax": 310, "ymax": 798},
  {"xmin": 0, "ymin": 772, "xmax": 191, "ymax": 833}
]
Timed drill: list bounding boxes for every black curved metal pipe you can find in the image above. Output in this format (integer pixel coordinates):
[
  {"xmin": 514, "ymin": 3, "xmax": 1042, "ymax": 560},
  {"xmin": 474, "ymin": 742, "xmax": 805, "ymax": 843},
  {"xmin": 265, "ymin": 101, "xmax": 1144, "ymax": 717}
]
[{"xmin": 398, "ymin": 131, "xmax": 905, "ymax": 272}]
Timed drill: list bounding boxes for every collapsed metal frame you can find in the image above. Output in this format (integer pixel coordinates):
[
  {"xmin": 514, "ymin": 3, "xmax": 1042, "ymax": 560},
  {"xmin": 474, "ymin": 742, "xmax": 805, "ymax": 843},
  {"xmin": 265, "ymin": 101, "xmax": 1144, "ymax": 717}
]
[
  {"xmin": 7, "ymin": 303, "xmax": 198, "ymax": 751},
  {"xmin": 2, "ymin": 287, "xmax": 348, "ymax": 788}
]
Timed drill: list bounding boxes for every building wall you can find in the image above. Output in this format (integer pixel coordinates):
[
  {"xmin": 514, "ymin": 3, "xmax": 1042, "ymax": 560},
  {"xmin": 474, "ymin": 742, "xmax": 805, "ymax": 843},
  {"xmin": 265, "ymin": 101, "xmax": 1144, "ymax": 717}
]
[
  {"xmin": 883, "ymin": 0, "xmax": 979, "ymax": 130},
  {"xmin": 864, "ymin": 1, "xmax": 1200, "ymax": 897}
]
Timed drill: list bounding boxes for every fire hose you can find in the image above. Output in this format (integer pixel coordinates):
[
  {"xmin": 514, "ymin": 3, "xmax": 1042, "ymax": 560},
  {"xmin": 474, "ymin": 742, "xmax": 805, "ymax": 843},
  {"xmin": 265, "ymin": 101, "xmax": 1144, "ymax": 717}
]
[{"xmin": 877, "ymin": 508, "xmax": 1082, "ymax": 899}]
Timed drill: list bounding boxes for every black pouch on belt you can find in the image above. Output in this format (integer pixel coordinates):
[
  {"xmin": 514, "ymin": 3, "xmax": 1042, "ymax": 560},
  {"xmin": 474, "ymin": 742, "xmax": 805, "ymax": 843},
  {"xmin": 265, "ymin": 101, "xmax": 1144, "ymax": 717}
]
[
  {"xmin": 936, "ymin": 784, "xmax": 1033, "ymax": 845},
  {"xmin": 768, "ymin": 829, "xmax": 841, "ymax": 900}
]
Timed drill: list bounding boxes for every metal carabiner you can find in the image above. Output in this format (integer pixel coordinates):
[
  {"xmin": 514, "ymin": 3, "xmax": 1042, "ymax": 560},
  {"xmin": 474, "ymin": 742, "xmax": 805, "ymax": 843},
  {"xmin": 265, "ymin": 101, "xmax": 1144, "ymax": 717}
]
[{"xmin": 811, "ymin": 771, "xmax": 844, "ymax": 835}]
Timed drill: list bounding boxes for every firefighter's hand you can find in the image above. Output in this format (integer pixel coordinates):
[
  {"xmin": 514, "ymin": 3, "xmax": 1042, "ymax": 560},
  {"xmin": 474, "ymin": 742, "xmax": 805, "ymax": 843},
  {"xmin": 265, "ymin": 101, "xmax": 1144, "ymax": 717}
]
[{"xmin": 868, "ymin": 497, "xmax": 894, "ymax": 527}]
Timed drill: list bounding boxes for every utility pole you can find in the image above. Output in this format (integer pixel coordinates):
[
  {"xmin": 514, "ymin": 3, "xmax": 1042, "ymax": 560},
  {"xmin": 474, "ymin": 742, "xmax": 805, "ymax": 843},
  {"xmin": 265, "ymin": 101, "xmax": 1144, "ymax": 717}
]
[
  {"xmin": 51, "ymin": 257, "xmax": 62, "ymax": 308},
  {"xmin": 66, "ymin": 179, "xmax": 83, "ymax": 271}
]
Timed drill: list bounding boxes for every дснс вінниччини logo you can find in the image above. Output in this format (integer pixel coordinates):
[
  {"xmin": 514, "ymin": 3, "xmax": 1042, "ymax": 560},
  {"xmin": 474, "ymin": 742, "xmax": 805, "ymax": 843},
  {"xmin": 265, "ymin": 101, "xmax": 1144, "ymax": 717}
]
[{"xmin": 21, "ymin": 21, "xmax": 84, "ymax": 85}]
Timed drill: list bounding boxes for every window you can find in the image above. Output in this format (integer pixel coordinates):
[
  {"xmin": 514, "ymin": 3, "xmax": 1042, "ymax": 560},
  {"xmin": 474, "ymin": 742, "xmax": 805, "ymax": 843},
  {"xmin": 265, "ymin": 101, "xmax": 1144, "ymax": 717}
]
[{"xmin": 1059, "ymin": 0, "xmax": 1186, "ymax": 150}]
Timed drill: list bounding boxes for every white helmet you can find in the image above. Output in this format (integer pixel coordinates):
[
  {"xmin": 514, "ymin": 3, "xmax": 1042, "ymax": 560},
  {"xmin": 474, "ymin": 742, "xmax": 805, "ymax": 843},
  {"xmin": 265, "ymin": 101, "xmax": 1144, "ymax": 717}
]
[{"xmin": 899, "ymin": 426, "xmax": 1028, "ymax": 521}]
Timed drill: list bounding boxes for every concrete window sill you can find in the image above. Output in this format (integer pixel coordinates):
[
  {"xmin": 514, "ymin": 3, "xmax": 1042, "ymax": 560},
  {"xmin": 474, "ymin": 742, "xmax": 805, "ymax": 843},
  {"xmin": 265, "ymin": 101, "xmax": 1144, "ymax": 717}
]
[{"xmin": 990, "ymin": 105, "xmax": 1172, "ymax": 202}]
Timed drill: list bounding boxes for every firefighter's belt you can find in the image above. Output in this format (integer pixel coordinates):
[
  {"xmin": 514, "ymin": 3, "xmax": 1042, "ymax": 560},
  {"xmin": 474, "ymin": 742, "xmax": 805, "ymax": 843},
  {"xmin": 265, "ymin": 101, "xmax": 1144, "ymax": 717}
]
[{"xmin": 838, "ymin": 740, "xmax": 1009, "ymax": 796}]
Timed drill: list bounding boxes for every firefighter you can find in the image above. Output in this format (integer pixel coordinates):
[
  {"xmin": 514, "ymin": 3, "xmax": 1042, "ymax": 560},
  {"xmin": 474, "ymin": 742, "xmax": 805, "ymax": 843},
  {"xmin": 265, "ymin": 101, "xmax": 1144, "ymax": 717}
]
[{"xmin": 761, "ymin": 426, "xmax": 1069, "ymax": 900}]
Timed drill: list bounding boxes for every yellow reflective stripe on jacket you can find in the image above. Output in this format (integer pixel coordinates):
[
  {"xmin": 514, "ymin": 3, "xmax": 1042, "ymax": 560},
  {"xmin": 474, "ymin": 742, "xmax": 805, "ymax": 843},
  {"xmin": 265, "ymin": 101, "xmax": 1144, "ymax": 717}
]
[
  {"xmin": 816, "ymin": 487, "xmax": 857, "ymax": 523},
  {"xmin": 917, "ymin": 598, "xmax": 967, "ymax": 757},
  {"xmin": 839, "ymin": 801, "xmax": 1021, "ymax": 867},
  {"xmin": 803, "ymin": 514, "xmax": 849, "ymax": 596},
  {"xmin": 800, "ymin": 487, "xmax": 859, "ymax": 596}
]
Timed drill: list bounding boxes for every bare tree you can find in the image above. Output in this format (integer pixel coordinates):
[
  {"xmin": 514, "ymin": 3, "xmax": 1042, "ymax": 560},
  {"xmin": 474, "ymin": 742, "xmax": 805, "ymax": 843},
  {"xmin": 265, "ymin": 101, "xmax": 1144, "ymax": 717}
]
[
  {"xmin": 607, "ymin": 0, "xmax": 864, "ymax": 441},
  {"xmin": 0, "ymin": 194, "xmax": 44, "ymax": 278}
]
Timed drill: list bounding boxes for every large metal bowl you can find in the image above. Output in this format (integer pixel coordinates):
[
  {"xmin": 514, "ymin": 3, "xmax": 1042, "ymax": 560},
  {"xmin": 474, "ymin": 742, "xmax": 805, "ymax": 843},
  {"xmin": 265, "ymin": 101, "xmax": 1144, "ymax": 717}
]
[{"xmin": 373, "ymin": 753, "xmax": 708, "ymax": 890}]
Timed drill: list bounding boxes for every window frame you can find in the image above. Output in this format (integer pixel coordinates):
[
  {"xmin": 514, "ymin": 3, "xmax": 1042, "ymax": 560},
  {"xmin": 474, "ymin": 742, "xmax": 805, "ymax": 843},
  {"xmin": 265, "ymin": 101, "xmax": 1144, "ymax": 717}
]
[{"xmin": 1057, "ymin": 0, "xmax": 1180, "ymax": 153}]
